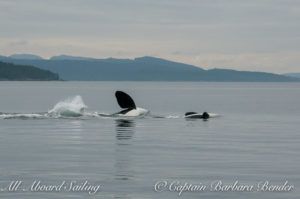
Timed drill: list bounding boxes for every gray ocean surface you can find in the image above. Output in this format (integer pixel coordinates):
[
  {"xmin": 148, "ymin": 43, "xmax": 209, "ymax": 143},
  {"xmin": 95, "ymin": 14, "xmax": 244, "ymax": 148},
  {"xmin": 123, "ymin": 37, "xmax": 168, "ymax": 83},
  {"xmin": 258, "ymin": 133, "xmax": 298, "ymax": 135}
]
[{"xmin": 0, "ymin": 81, "xmax": 299, "ymax": 199}]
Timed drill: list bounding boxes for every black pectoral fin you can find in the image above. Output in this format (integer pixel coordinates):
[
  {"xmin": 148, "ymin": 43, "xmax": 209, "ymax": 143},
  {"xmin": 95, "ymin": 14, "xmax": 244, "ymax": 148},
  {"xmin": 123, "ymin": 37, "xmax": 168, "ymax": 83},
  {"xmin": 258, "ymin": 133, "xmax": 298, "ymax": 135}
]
[{"xmin": 115, "ymin": 91, "xmax": 137, "ymax": 109}]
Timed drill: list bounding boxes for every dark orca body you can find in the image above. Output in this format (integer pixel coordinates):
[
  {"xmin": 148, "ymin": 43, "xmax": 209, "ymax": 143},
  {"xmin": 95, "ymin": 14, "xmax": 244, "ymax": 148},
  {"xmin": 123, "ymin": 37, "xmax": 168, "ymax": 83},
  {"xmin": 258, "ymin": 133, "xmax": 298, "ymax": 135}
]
[
  {"xmin": 116, "ymin": 107, "xmax": 135, "ymax": 115},
  {"xmin": 185, "ymin": 112, "xmax": 210, "ymax": 119}
]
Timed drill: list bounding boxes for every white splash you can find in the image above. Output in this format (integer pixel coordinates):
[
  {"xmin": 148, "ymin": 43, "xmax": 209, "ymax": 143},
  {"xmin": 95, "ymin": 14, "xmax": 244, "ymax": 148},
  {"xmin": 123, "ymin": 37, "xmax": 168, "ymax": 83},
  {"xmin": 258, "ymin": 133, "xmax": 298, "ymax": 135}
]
[{"xmin": 48, "ymin": 96, "xmax": 87, "ymax": 117}]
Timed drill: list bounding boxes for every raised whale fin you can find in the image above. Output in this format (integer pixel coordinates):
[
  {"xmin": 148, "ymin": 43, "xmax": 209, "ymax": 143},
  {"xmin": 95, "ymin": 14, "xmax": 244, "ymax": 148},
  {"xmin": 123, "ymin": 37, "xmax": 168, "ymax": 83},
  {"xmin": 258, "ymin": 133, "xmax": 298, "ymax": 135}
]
[{"xmin": 115, "ymin": 91, "xmax": 136, "ymax": 109}]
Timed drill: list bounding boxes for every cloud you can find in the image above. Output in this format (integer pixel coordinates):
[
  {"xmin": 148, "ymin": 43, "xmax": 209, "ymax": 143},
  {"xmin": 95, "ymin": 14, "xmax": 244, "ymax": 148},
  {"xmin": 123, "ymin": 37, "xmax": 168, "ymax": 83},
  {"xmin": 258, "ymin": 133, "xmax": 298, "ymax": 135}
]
[
  {"xmin": 0, "ymin": 0, "xmax": 300, "ymax": 73},
  {"xmin": 8, "ymin": 40, "xmax": 28, "ymax": 46},
  {"xmin": 172, "ymin": 51, "xmax": 182, "ymax": 55}
]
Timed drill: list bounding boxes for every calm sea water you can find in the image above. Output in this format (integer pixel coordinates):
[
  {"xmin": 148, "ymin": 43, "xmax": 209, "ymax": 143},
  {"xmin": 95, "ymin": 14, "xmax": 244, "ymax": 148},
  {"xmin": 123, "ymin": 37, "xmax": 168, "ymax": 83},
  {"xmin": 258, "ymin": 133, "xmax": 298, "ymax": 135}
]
[{"xmin": 0, "ymin": 82, "xmax": 299, "ymax": 199}]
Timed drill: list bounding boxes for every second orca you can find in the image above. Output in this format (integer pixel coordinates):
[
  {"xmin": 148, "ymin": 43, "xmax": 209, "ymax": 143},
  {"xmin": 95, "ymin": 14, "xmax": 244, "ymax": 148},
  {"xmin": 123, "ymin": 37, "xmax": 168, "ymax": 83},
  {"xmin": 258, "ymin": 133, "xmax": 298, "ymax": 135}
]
[{"xmin": 184, "ymin": 111, "xmax": 210, "ymax": 119}]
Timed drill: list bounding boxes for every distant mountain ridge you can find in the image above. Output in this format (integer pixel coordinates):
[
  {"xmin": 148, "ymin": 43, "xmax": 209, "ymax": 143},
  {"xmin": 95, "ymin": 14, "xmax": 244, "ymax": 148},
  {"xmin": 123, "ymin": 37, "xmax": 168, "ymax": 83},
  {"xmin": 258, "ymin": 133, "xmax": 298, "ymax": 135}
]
[
  {"xmin": 9, "ymin": 54, "xmax": 44, "ymax": 60},
  {"xmin": 284, "ymin": 73, "xmax": 300, "ymax": 78},
  {"xmin": 50, "ymin": 54, "xmax": 98, "ymax": 61},
  {"xmin": 0, "ymin": 61, "xmax": 59, "ymax": 81},
  {"xmin": 0, "ymin": 54, "xmax": 299, "ymax": 82}
]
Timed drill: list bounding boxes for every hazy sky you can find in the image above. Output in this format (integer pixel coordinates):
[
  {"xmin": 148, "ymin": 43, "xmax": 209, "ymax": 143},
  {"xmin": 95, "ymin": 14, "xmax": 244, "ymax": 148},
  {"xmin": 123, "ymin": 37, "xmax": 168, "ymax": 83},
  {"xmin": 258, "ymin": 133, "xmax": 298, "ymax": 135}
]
[{"xmin": 0, "ymin": 0, "xmax": 300, "ymax": 73}]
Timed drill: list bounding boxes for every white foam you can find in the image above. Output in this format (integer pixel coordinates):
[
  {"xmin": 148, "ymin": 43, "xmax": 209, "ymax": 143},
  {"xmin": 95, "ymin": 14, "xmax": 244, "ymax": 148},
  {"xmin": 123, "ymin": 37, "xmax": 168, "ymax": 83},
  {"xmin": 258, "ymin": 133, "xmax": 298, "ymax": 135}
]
[
  {"xmin": 0, "ymin": 113, "xmax": 45, "ymax": 119},
  {"xmin": 48, "ymin": 96, "xmax": 87, "ymax": 117},
  {"xmin": 208, "ymin": 113, "xmax": 220, "ymax": 118},
  {"xmin": 166, "ymin": 115, "xmax": 181, "ymax": 119}
]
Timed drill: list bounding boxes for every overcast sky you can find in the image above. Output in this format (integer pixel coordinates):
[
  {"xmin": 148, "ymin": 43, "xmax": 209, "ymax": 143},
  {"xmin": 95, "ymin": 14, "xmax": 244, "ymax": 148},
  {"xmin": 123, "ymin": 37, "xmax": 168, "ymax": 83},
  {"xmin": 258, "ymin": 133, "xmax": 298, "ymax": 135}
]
[{"xmin": 0, "ymin": 0, "xmax": 299, "ymax": 73}]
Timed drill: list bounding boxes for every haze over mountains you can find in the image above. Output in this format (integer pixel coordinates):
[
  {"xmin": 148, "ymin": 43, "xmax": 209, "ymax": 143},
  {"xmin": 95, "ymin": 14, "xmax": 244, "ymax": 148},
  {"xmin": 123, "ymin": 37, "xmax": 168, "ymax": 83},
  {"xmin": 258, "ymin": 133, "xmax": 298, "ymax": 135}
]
[
  {"xmin": 0, "ymin": 54, "xmax": 299, "ymax": 82},
  {"xmin": 284, "ymin": 73, "xmax": 300, "ymax": 78}
]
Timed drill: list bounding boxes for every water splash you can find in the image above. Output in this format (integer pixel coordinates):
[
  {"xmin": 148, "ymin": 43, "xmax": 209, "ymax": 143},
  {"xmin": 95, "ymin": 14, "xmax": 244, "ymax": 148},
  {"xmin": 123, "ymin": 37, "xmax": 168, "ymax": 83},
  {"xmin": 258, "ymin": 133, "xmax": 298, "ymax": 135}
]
[{"xmin": 48, "ymin": 96, "xmax": 87, "ymax": 117}]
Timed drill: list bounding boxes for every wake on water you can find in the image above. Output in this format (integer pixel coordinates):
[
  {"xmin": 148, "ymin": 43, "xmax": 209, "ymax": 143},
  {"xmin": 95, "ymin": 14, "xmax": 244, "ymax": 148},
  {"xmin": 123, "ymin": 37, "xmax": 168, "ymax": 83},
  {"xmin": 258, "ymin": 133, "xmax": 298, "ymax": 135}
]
[
  {"xmin": 0, "ymin": 95, "xmax": 220, "ymax": 120},
  {"xmin": 0, "ymin": 96, "xmax": 90, "ymax": 119}
]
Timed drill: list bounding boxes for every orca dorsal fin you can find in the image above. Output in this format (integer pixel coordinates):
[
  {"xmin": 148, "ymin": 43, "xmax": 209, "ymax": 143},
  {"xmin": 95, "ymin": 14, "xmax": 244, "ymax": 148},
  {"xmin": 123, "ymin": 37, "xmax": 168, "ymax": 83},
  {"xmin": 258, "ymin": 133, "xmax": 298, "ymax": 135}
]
[{"xmin": 115, "ymin": 91, "xmax": 136, "ymax": 109}]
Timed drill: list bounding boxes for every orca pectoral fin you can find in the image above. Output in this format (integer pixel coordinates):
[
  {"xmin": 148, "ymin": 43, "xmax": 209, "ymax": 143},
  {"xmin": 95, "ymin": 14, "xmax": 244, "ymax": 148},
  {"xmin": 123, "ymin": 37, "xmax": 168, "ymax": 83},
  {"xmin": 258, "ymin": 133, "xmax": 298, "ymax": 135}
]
[{"xmin": 115, "ymin": 91, "xmax": 137, "ymax": 109}]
